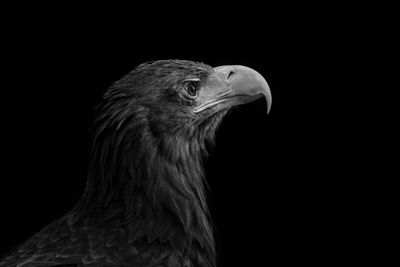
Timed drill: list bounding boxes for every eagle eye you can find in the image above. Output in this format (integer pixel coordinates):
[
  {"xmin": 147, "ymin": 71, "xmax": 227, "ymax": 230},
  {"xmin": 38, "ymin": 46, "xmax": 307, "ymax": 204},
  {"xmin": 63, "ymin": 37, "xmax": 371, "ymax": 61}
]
[{"xmin": 182, "ymin": 81, "xmax": 199, "ymax": 100}]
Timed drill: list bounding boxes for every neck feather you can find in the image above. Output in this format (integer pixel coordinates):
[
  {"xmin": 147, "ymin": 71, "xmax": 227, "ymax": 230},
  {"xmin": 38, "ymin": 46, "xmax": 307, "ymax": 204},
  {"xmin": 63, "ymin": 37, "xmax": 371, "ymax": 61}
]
[{"xmin": 74, "ymin": 104, "xmax": 217, "ymax": 265}]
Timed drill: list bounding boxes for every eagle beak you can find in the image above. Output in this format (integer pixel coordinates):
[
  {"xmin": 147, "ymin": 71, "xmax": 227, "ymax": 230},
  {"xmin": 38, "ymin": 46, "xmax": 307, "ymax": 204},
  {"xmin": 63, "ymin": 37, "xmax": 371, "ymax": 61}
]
[{"xmin": 193, "ymin": 65, "xmax": 272, "ymax": 114}]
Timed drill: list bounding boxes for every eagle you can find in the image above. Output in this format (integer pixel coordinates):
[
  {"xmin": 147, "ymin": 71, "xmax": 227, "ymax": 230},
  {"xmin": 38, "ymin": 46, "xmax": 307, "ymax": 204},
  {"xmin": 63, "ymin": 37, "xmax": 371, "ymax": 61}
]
[{"xmin": 0, "ymin": 60, "xmax": 271, "ymax": 267}]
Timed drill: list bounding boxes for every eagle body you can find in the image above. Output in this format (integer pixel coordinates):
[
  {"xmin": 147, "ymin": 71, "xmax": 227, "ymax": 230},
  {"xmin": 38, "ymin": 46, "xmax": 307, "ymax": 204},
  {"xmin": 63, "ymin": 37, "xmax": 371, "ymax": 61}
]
[{"xmin": 0, "ymin": 60, "xmax": 271, "ymax": 267}]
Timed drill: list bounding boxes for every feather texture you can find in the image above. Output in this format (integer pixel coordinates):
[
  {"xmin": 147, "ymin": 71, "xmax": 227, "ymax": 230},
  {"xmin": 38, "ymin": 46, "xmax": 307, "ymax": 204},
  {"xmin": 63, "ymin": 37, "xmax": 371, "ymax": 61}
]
[{"xmin": 0, "ymin": 60, "xmax": 230, "ymax": 267}]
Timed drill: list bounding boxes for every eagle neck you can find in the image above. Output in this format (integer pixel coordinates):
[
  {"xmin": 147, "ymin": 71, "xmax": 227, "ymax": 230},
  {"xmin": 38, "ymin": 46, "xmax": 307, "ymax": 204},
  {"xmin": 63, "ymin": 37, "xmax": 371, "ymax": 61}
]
[{"xmin": 76, "ymin": 111, "xmax": 216, "ymax": 266}]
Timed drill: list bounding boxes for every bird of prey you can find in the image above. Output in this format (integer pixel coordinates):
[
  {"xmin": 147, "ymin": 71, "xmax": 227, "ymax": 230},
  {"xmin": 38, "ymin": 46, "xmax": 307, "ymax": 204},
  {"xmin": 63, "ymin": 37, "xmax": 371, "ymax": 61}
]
[{"xmin": 0, "ymin": 60, "xmax": 271, "ymax": 267}]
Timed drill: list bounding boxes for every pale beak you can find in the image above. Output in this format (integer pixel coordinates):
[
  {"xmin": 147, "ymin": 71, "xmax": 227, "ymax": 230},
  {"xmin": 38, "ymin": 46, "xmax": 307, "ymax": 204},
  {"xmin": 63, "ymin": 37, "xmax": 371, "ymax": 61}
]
[{"xmin": 193, "ymin": 65, "xmax": 272, "ymax": 114}]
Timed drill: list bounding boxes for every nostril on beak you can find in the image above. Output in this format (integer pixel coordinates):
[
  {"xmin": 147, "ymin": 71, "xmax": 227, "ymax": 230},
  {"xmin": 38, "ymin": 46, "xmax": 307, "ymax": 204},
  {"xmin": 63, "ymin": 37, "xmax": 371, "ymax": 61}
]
[{"xmin": 227, "ymin": 70, "xmax": 235, "ymax": 81}]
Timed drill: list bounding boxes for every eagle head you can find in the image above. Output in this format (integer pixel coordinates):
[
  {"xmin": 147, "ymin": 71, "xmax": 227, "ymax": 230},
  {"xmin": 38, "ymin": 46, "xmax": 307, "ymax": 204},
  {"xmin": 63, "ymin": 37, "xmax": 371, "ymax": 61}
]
[{"xmin": 97, "ymin": 60, "xmax": 271, "ymax": 148}]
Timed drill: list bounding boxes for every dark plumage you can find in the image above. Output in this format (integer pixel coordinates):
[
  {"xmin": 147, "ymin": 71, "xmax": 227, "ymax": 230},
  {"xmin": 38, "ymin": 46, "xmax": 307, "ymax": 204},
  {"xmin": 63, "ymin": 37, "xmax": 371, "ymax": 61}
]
[{"xmin": 0, "ymin": 60, "xmax": 271, "ymax": 267}]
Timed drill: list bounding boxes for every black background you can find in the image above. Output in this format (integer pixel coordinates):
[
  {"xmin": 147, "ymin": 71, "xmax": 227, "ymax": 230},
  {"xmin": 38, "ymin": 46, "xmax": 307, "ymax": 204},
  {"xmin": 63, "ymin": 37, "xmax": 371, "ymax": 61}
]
[{"xmin": 0, "ymin": 4, "xmax": 386, "ymax": 266}]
